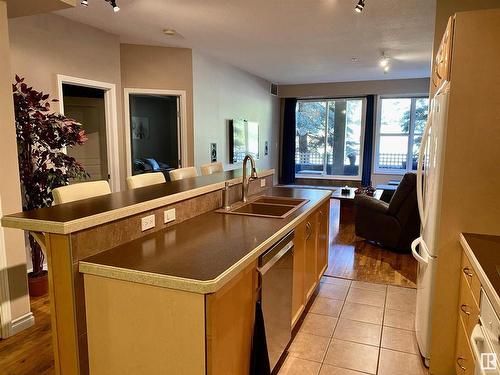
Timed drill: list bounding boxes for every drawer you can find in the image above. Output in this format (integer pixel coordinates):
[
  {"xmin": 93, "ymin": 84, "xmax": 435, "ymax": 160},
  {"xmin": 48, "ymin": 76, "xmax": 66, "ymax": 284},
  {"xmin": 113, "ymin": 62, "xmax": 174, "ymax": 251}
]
[
  {"xmin": 458, "ymin": 273, "xmax": 480, "ymax": 338},
  {"xmin": 461, "ymin": 251, "xmax": 481, "ymax": 305},
  {"xmin": 455, "ymin": 317, "xmax": 474, "ymax": 375}
]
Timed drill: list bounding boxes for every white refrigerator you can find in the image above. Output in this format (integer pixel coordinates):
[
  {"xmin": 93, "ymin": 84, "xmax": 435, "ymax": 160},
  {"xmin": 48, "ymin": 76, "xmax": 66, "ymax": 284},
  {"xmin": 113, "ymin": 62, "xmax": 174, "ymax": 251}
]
[{"xmin": 411, "ymin": 81, "xmax": 450, "ymax": 367}]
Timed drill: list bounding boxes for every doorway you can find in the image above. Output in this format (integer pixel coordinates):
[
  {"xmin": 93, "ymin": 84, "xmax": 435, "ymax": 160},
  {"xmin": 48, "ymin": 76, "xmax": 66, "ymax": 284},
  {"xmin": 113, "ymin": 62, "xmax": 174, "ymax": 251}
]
[
  {"xmin": 57, "ymin": 75, "xmax": 120, "ymax": 191},
  {"xmin": 124, "ymin": 89, "xmax": 187, "ymax": 178},
  {"xmin": 62, "ymin": 84, "xmax": 109, "ymax": 182}
]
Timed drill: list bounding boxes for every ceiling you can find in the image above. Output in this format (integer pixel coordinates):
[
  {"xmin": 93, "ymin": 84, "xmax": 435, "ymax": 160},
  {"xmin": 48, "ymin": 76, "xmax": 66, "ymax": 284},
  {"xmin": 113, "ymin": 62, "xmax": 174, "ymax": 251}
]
[{"xmin": 57, "ymin": 0, "xmax": 436, "ymax": 84}]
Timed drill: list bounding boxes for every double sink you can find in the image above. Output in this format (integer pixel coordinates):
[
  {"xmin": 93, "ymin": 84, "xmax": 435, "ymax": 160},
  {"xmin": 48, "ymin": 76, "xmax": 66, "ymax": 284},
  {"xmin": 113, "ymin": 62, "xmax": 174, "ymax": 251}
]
[{"xmin": 219, "ymin": 196, "xmax": 309, "ymax": 219}]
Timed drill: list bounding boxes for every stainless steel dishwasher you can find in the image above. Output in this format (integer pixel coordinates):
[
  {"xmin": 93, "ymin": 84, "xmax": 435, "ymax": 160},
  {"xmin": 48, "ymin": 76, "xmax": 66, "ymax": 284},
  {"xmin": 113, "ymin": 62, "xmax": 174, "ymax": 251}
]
[{"xmin": 258, "ymin": 231, "xmax": 294, "ymax": 371}]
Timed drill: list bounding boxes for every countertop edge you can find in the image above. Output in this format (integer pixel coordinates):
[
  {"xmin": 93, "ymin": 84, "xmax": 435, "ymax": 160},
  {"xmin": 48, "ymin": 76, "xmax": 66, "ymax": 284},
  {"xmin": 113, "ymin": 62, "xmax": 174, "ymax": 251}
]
[
  {"xmin": 1, "ymin": 169, "xmax": 274, "ymax": 235},
  {"xmin": 459, "ymin": 233, "xmax": 500, "ymax": 317},
  {"xmin": 78, "ymin": 190, "xmax": 331, "ymax": 294}
]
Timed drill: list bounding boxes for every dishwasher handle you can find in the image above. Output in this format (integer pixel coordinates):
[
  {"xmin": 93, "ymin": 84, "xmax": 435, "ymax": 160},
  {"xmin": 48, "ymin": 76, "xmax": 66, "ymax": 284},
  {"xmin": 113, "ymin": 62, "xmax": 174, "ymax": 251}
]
[{"xmin": 258, "ymin": 242, "xmax": 293, "ymax": 275}]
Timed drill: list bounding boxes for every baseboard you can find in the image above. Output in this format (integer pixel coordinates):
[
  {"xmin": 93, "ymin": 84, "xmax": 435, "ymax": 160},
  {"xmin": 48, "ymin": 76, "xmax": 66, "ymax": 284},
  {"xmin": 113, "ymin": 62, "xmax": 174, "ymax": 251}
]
[{"xmin": 10, "ymin": 311, "xmax": 35, "ymax": 335}]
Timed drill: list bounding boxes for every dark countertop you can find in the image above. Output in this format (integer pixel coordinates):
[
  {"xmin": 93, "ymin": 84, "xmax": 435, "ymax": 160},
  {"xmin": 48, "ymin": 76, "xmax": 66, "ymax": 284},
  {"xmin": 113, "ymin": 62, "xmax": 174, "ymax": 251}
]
[
  {"xmin": 461, "ymin": 233, "xmax": 500, "ymax": 298},
  {"xmin": 0, "ymin": 168, "xmax": 274, "ymax": 234},
  {"xmin": 79, "ymin": 187, "xmax": 330, "ymax": 293}
]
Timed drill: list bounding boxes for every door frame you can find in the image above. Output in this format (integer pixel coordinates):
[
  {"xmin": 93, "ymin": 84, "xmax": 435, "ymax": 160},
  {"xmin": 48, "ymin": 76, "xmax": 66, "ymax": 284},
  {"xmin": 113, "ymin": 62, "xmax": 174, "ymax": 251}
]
[
  {"xmin": 56, "ymin": 74, "xmax": 121, "ymax": 192},
  {"xmin": 0, "ymin": 197, "xmax": 12, "ymax": 338},
  {"xmin": 123, "ymin": 88, "xmax": 188, "ymax": 177}
]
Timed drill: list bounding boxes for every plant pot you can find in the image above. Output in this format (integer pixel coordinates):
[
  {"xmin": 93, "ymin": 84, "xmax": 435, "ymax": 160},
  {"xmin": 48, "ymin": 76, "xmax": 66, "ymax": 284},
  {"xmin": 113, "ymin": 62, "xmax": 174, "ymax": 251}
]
[{"xmin": 28, "ymin": 270, "xmax": 48, "ymax": 297}]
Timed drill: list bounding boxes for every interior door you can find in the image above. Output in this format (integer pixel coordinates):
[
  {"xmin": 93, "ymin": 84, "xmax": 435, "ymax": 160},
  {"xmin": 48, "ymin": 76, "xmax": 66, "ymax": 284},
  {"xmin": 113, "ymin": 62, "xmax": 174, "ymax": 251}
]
[{"xmin": 64, "ymin": 96, "xmax": 109, "ymax": 182}]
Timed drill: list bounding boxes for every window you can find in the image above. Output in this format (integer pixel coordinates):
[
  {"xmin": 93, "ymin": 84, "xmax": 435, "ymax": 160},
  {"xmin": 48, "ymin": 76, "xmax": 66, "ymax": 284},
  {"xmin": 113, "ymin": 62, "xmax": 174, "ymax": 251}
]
[
  {"xmin": 375, "ymin": 96, "xmax": 429, "ymax": 173},
  {"xmin": 295, "ymin": 98, "xmax": 365, "ymax": 179}
]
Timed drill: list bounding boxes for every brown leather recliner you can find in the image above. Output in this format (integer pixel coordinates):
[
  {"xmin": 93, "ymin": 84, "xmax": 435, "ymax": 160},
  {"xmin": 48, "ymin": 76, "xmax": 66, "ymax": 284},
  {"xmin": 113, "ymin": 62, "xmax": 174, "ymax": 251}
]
[{"xmin": 354, "ymin": 173, "xmax": 420, "ymax": 252}]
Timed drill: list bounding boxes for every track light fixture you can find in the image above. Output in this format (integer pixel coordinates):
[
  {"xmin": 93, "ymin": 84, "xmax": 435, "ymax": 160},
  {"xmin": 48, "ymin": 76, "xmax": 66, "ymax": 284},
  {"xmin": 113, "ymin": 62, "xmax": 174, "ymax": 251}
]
[
  {"xmin": 80, "ymin": 0, "xmax": 120, "ymax": 12},
  {"xmin": 354, "ymin": 0, "xmax": 365, "ymax": 13}
]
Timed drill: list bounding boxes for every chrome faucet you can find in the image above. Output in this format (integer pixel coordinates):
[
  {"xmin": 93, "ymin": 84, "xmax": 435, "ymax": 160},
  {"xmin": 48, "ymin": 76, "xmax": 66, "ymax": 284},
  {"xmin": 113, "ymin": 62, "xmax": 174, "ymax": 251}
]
[{"xmin": 242, "ymin": 154, "xmax": 258, "ymax": 202}]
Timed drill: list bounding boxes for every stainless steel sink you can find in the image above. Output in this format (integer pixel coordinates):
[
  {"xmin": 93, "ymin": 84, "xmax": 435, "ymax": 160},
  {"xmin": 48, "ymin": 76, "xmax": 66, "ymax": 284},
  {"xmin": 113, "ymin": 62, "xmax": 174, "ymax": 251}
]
[{"xmin": 218, "ymin": 196, "xmax": 308, "ymax": 218}]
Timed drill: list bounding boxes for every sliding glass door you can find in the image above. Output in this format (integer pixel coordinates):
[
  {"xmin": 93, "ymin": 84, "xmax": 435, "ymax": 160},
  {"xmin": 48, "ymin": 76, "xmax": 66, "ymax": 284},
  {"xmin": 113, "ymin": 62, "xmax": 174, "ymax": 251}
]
[{"xmin": 295, "ymin": 98, "xmax": 365, "ymax": 179}]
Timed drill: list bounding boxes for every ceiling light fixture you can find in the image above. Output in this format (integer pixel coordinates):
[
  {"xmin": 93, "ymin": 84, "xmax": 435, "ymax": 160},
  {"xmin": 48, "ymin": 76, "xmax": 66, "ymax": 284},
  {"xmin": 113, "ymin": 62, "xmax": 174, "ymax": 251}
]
[
  {"xmin": 80, "ymin": 0, "xmax": 88, "ymax": 6},
  {"xmin": 163, "ymin": 29, "xmax": 177, "ymax": 36},
  {"xmin": 354, "ymin": 0, "xmax": 365, "ymax": 13},
  {"xmin": 379, "ymin": 52, "xmax": 390, "ymax": 73}
]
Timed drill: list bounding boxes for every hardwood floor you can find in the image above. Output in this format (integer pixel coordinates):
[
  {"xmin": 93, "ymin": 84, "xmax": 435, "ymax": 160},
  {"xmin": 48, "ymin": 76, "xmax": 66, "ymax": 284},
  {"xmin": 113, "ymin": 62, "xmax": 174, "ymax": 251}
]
[
  {"xmin": 325, "ymin": 199, "xmax": 417, "ymax": 288},
  {"xmin": 0, "ymin": 295, "xmax": 54, "ymax": 375},
  {"xmin": 0, "ymin": 198, "xmax": 416, "ymax": 374}
]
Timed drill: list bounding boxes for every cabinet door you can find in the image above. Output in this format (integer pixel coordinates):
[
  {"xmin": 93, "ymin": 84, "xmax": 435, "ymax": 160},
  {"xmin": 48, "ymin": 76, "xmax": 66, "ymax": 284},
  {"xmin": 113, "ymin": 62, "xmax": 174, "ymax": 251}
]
[
  {"xmin": 455, "ymin": 318, "xmax": 474, "ymax": 375},
  {"xmin": 316, "ymin": 201, "xmax": 329, "ymax": 281},
  {"xmin": 206, "ymin": 262, "xmax": 258, "ymax": 375},
  {"xmin": 304, "ymin": 212, "xmax": 318, "ymax": 301},
  {"xmin": 292, "ymin": 221, "xmax": 306, "ymax": 328}
]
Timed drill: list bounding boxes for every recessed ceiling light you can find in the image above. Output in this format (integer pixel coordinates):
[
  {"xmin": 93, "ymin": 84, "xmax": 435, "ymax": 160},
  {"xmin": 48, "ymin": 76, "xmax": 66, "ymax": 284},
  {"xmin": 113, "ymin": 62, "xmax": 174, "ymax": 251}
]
[
  {"xmin": 351, "ymin": 57, "xmax": 358, "ymax": 62},
  {"xmin": 163, "ymin": 28, "xmax": 177, "ymax": 36}
]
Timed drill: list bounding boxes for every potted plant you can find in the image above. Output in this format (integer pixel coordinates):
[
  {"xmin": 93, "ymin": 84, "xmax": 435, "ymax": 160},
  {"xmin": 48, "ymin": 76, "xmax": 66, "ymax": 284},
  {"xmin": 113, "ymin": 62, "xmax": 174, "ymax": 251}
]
[{"xmin": 13, "ymin": 75, "xmax": 89, "ymax": 296}]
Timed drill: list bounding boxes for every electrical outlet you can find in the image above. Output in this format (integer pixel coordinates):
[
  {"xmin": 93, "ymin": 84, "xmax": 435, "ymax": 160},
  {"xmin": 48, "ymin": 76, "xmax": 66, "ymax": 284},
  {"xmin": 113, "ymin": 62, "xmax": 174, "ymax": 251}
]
[
  {"xmin": 141, "ymin": 214, "xmax": 155, "ymax": 231},
  {"xmin": 164, "ymin": 208, "xmax": 176, "ymax": 223},
  {"xmin": 260, "ymin": 179, "xmax": 266, "ymax": 188}
]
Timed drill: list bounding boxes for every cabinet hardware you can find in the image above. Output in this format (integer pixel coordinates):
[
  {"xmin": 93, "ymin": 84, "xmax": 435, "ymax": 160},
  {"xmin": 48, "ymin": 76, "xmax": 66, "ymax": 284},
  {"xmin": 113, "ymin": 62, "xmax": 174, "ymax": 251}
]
[
  {"xmin": 460, "ymin": 304, "xmax": 471, "ymax": 316},
  {"xmin": 463, "ymin": 267, "xmax": 473, "ymax": 277},
  {"xmin": 305, "ymin": 222, "xmax": 312, "ymax": 240},
  {"xmin": 456, "ymin": 357, "xmax": 466, "ymax": 371}
]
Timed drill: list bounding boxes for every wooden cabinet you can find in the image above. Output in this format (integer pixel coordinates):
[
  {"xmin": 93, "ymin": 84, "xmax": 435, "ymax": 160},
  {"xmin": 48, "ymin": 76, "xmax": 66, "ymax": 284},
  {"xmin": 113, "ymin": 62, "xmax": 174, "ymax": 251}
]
[
  {"xmin": 206, "ymin": 262, "xmax": 258, "ymax": 375},
  {"xmin": 432, "ymin": 16, "xmax": 454, "ymax": 90},
  {"xmin": 316, "ymin": 201, "xmax": 329, "ymax": 281},
  {"xmin": 455, "ymin": 317, "xmax": 474, "ymax": 375},
  {"xmin": 292, "ymin": 220, "xmax": 306, "ymax": 326},
  {"xmin": 291, "ymin": 201, "xmax": 330, "ymax": 328},
  {"xmin": 455, "ymin": 250, "xmax": 480, "ymax": 375},
  {"xmin": 304, "ymin": 211, "xmax": 318, "ymax": 301}
]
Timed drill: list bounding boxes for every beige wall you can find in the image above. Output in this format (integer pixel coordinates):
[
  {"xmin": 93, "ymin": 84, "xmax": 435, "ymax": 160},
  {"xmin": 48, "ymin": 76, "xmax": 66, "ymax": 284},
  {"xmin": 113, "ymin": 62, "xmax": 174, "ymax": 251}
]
[
  {"xmin": 8, "ymin": 13, "xmax": 125, "ymax": 187},
  {"xmin": 278, "ymin": 78, "xmax": 430, "ymax": 99},
  {"xmin": 120, "ymin": 44, "xmax": 194, "ymax": 167},
  {"xmin": 6, "ymin": 0, "xmax": 74, "ymax": 18},
  {"xmin": 278, "ymin": 78, "xmax": 430, "ymax": 186},
  {"xmin": 0, "ymin": 0, "xmax": 31, "ymax": 324},
  {"xmin": 192, "ymin": 51, "xmax": 280, "ymax": 178}
]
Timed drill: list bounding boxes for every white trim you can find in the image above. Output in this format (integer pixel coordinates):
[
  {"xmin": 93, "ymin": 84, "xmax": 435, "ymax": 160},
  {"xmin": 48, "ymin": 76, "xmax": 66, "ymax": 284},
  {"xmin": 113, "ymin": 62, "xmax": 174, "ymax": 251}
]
[
  {"xmin": 10, "ymin": 311, "xmax": 35, "ymax": 336},
  {"xmin": 0, "ymin": 197, "xmax": 13, "ymax": 338},
  {"xmin": 295, "ymin": 174, "xmax": 361, "ymax": 181},
  {"xmin": 373, "ymin": 94, "xmax": 429, "ymax": 175},
  {"xmin": 56, "ymin": 75, "xmax": 121, "ymax": 192},
  {"xmin": 124, "ymin": 88, "xmax": 188, "ymax": 177}
]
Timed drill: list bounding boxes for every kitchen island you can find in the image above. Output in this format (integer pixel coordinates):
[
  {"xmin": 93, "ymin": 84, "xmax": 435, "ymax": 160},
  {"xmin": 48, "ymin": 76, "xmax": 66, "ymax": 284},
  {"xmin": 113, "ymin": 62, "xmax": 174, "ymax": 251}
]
[
  {"xmin": 80, "ymin": 187, "xmax": 330, "ymax": 374},
  {"xmin": 1, "ymin": 169, "xmax": 331, "ymax": 375}
]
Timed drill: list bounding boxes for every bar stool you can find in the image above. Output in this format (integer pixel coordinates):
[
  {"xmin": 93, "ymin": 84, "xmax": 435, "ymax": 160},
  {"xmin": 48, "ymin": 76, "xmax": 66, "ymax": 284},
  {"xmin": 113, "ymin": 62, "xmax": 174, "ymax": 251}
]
[
  {"xmin": 52, "ymin": 180, "xmax": 111, "ymax": 205},
  {"xmin": 126, "ymin": 172, "xmax": 166, "ymax": 189},
  {"xmin": 200, "ymin": 162, "xmax": 224, "ymax": 176},
  {"xmin": 169, "ymin": 167, "xmax": 198, "ymax": 181}
]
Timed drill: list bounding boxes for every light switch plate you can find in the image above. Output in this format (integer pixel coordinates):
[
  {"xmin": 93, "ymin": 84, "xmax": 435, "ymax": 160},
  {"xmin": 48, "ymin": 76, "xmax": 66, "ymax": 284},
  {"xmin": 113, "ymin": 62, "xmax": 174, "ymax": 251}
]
[
  {"xmin": 260, "ymin": 179, "xmax": 266, "ymax": 188},
  {"xmin": 164, "ymin": 208, "xmax": 176, "ymax": 223},
  {"xmin": 141, "ymin": 214, "xmax": 155, "ymax": 231}
]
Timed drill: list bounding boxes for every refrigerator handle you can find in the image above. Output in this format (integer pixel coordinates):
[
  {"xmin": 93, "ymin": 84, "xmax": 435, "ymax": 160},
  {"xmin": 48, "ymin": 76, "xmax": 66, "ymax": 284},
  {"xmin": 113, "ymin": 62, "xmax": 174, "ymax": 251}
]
[
  {"xmin": 417, "ymin": 116, "xmax": 432, "ymax": 227},
  {"xmin": 411, "ymin": 237, "xmax": 428, "ymax": 265}
]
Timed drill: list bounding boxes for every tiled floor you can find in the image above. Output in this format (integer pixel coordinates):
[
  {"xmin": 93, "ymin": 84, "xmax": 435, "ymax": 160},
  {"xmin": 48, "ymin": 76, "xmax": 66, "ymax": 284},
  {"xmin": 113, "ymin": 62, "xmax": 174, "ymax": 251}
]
[{"xmin": 279, "ymin": 276, "xmax": 428, "ymax": 375}]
